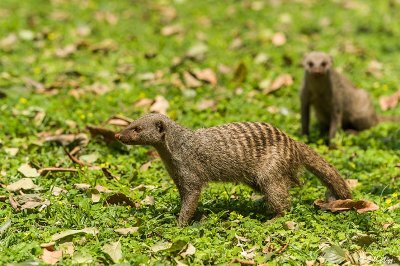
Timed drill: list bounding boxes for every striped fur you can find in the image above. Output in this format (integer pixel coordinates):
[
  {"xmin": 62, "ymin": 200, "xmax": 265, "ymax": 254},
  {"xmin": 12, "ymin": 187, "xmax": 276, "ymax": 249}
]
[{"xmin": 116, "ymin": 113, "xmax": 352, "ymax": 226}]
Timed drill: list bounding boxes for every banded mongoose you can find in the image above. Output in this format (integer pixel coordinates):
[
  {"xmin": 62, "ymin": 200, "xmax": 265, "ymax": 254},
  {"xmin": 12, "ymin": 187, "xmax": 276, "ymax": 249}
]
[
  {"xmin": 115, "ymin": 113, "xmax": 352, "ymax": 225},
  {"xmin": 300, "ymin": 51, "xmax": 381, "ymax": 142}
]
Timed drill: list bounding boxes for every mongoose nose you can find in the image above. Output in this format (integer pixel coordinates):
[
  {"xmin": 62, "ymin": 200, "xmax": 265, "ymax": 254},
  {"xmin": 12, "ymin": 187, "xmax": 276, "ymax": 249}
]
[{"xmin": 115, "ymin": 133, "xmax": 121, "ymax": 140}]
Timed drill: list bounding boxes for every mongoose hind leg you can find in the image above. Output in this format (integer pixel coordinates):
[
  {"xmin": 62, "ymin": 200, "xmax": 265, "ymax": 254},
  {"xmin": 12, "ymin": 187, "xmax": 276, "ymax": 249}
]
[{"xmin": 258, "ymin": 174, "xmax": 291, "ymax": 218}]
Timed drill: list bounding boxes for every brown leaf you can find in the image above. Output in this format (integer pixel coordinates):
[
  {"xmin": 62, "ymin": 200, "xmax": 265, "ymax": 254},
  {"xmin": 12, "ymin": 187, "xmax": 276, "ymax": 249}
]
[
  {"xmin": 179, "ymin": 243, "xmax": 196, "ymax": 258},
  {"xmin": 379, "ymin": 90, "xmax": 400, "ymax": 111},
  {"xmin": 86, "ymin": 125, "xmax": 116, "ymax": 144},
  {"xmin": 193, "ymin": 68, "xmax": 217, "ymax": 85},
  {"xmin": 59, "ymin": 242, "xmax": 75, "ymax": 256},
  {"xmin": 346, "ymin": 179, "xmax": 359, "ymax": 189},
  {"xmin": 271, "ymin": 32, "xmax": 286, "ymax": 46},
  {"xmin": 314, "ymin": 199, "xmax": 379, "ymax": 213},
  {"xmin": 74, "ymin": 183, "xmax": 91, "ymax": 191},
  {"xmin": 149, "ymin": 95, "xmax": 169, "ymax": 115},
  {"xmin": 104, "ymin": 193, "xmax": 138, "ymax": 208},
  {"xmin": 283, "ymin": 221, "xmax": 297, "ymax": 230},
  {"xmin": 51, "ymin": 186, "xmax": 67, "ymax": 196},
  {"xmin": 134, "ymin": 98, "xmax": 154, "ymax": 109},
  {"xmin": 233, "ymin": 62, "xmax": 247, "ymax": 84},
  {"xmin": 388, "ymin": 203, "xmax": 400, "ymax": 211},
  {"xmin": 95, "ymin": 11, "xmax": 118, "ymax": 25},
  {"xmin": 139, "ymin": 161, "xmax": 153, "ymax": 172},
  {"xmin": 6, "ymin": 178, "xmax": 38, "ymax": 191},
  {"xmin": 42, "ymin": 133, "xmax": 89, "ymax": 147},
  {"xmin": 90, "ymin": 39, "xmax": 118, "ymax": 53},
  {"xmin": 10, "ymin": 194, "xmax": 50, "ymax": 211},
  {"xmin": 161, "ymin": 24, "xmax": 183, "ymax": 36},
  {"xmin": 0, "ymin": 33, "xmax": 17, "ymax": 50},
  {"xmin": 141, "ymin": 195, "xmax": 155, "ymax": 205},
  {"xmin": 383, "ymin": 222, "xmax": 393, "ymax": 229},
  {"xmin": 41, "ymin": 248, "xmax": 63, "ymax": 265},
  {"xmin": 263, "ymin": 74, "xmax": 293, "ymax": 94},
  {"xmin": 101, "ymin": 168, "xmax": 120, "ymax": 181},
  {"xmin": 114, "ymin": 227, "xmax": 139, "ymax": 235},
  {"xmin": 185, "ymin": 42, "xmax": 208, "ymax": 61},
  {"xmin": 229, "ymin": 258, "xmax": 255, "ymax": 265},
  {"xmin": 55, "ymin": 44, "xmax": 76, "ymax": 58},
  {"xmin": 106, "ymin": 115, "xmax": 132, "ymax": 127},
  {"xmin": 366, "ymin": 60, "xmax": 383, "ymax": 78},
  {"xmin": 183, "ymin": 71, "xmax": 202, "ymax": 88},
  {"xmin": 197, "ymin": 99, "xmax": 217, "ymax": 111}
]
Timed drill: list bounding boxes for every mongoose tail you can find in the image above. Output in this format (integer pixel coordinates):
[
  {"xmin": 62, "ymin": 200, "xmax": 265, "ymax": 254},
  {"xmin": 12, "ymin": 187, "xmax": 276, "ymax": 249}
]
[{"xmin": 298, "ymin": 142, "xmax": 352, "ymax": 200}]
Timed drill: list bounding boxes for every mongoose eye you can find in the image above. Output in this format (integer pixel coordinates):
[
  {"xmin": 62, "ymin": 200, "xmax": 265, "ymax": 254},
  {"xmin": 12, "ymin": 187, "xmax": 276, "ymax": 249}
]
[
  {"xmin": 321, "ymin": 61, "xmax": 327, "ymax": 67},
  {"xmin": 308, "ymin": 61, "xmax": 314, "ymax": 67},
  {"xmin": 132, "ymin": 126, "xmax": 142, "ymax": 133}
]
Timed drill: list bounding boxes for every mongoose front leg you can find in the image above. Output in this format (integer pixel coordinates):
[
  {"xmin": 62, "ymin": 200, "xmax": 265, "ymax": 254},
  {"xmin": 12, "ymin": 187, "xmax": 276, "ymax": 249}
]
[
  {"xmin": 177, "ymin": 189, "xmax": 201, "ymax": 226},
  {"xmin": 300, "ymin": 82, "xmax": 310, "ymax": 136},
  {"xmin": 259, "ymin": 176, "xmax": 291, "ymax": 217},
  {"xmin": 328, "ymin": 108, "xmax": 342, "ymax": 142}
]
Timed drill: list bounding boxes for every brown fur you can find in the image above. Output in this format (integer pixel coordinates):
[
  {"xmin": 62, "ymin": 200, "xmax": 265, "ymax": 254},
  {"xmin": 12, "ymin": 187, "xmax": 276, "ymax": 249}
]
[
  {"xmin": 116, "ymin": 113, "xmax": 352, "ymax": 225},
  {"xmin": 300, "ymin": 51, "xmax": 379, "ymax": 142}
]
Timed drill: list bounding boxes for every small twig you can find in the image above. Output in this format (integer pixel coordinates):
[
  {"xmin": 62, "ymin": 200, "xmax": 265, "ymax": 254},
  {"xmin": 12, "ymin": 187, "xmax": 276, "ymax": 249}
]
[
  {"xmin": 69, "ymin": 146, "xmax": 81, "ymax": 156},
  {"xmin": 63, "ymin": 147, "xmax": 87, "ymax": 166},
  {"xmin": 39, "ymin": 167, "xmax": 78, "ymax": 175}
]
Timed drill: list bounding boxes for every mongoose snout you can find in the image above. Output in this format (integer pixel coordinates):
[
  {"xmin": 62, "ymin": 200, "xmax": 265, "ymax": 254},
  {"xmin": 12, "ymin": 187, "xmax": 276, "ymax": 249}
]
[{"xmin": 117, "ymin": 113, "xmax": 352, "ymax": 226}]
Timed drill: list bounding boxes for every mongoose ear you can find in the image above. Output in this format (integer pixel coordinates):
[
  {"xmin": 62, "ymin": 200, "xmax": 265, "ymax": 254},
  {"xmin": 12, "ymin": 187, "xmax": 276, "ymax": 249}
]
[{"xmin": 155, "ymin": 121, "xmax": 165, "ymax": 134}]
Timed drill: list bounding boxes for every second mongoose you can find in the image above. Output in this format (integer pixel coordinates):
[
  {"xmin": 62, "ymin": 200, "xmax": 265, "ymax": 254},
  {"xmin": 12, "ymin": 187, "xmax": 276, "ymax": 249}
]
[
  {"xmin": 115, "ymin": 113, "xmax": 352, "ymax": 225},
  {"xmin": 300, "ymin": 51, "xmax": 380, "ymax": 142}
]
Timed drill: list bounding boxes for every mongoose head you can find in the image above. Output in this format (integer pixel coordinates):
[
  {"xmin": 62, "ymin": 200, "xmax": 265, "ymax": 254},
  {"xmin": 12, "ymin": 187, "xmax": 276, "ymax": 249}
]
[
  {"xmin": 303, "ymin": 51, "xmax": 332, "ymax": 76},
  {"xmin": 115, "ymin": 113, "xmax": 167, "ymax": 146}
]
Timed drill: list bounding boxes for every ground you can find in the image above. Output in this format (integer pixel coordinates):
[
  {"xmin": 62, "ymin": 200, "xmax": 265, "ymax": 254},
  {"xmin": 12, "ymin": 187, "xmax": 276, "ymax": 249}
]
[{"xmin": 0, "ymin": 0, "xmax": 399, "ymax": 265}]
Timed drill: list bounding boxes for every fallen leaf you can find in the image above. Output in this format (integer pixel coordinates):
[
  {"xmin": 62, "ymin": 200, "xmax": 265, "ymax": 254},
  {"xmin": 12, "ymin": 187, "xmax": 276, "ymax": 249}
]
[
  {"xmin": 271, "ymin": 32, "xmax": 286, "ymax": 46},
  {"xmin": 283, "ymin": 221, "xmax": 297, "ymax": 230},
  {"xmin": 90, "ymin": 191, "xmax": 101, "ymax": 203},
  {"xmin": 131, "ymin": 184, "xmax": 156, "ymax": 191},
  {"xmin": 102, "ymin": 241, "xmax": 123, "ymax": 263},
  {"xmin": 55, "ymin": 44, "xmax": 76, "ymax": 58},
  {"xmin": 74, "ymin": 183, "xmax": 91, "ymax": 191},
  {"xmin": 51, "ymin": 186, "xmax": 67, "ymax": 196},
  {"xmin": 322, "ymin": 246, "xmax": 347, "ymax": 265},
  {"xmin": 4, "ymin": 147, "xmax": 19, "ymax": 156},
  {"xmin": 233, "ymin": 62, "xmax": 247, "ymax": 84},
  {"xmin": 0, "ymin": 33, "xmax": 17, "ymax": 50},
  {"xmin": 229, "ymin": 258, "xmax": 255, "ymax": 265},
  {"xmin": 114, "ymin": 227, "xmax": 139, "ymax": 235},
  {"xmin": 90, "ymin": 39, "xmax": 118, "ymax": 53},
  {"xmin": 346, "ymin": 179, "xmax": 359, "ymax": 189},
  {"xmin": 40, "ymin": 242, "xmax": 55, "ymax": 249},
  {"xmin": 185, "ymin": 42, "xmax": 208, "ymax": 61},
  {"xmin": 86, "ymin": 125, "xmax": 116, "ymax": 144},
  {"xmin": 314, "ymin": 199, "xmax": 379, "ymax": 213},
  {"xmin": 0, "ymin": 220, "xmax": 11, "ymax": 236},
  {"xmin": 197, "ymin": 99, "xmax": 217, "ymax": 111},
  {"xmin": 383, "ymin": 222, "xmax": 393, "ymax": 229},
  {"xmin": 139, "ymin": 161, "xmax": 153, "ymax": 172},
  {"xmin": 150, "ymin": 241, "xmax": 171, "ymax": 252},
  {"xmin": 351, "ymin": 233, "xmax": 375, "ymax": 246},
  {"xmin": 193, "ymin": 68, "xmax": 217, "ymax": 85},
  {"xmin": 263, "ymin": 74, "xmax": 293, "ymax": 94},
  {"xmin": 134, "ymin": 98, "xmax": 154, "ymax": 109},
  {"xmin": 179, "ymin": 243, "xmax": 196, "ymax": 258},
  {"xmin": 6, "ymin": 178, "xmax": 38, "ymax": 191},
  {"xmin": 10, "ymin": 194, "xmax": 50, "ymax": 211},
  {"xmin": 149, "ymin": 95, "xmax": 169, "ymax": 115},
  {"xmin": 18, "ymin": 164, "xmax": 40, "ymax": 178},
  {"xmin": 142, "ymin": 195, "xmax": 155, "ymax": 205},
  {"xmin": 379, "ymin": 90, "xmax": 400, "ymax": 111},
  {"xmin": 71, "ymin": 252, "xmax": 93, "ymax": 264},
  {"xmin": 183, "ymin": 71, "xmax": 202, "ymax": 88},
  {"xmin": 229, "ymin": 37, "xmax": 243, "ymax": 50},
  {"xmin": 51, "ymin": 227, "xmax": 99, "ymax": 241},
  {"xmin": 388, "ymin": 203, "xmax": 400, "ymax": 211},
  {"xmin": 161, "ymin": 24, "xmax": 183, "ymax": 36},
  {"xmin": 305, "ymin": 260, "xmax": 315, "ymax": 266},
  {"xmin": 42, "ymin": 133, "xmax": 89, "ymax": 147},
  {"xmin": 104, "ymin": 193, "xmax": 138, "ymax": 208},
  {"xmin": 79, "ymin": 153, "xmax": 99, "ymax": 164},
  {"xmin": 101, "ymin": 168, "xmax": 120, "ymax": 180},
  {"xmin": 59, "ymin": 242, "xmax": 75, "ymax": 256},
  {"xmin": 254, "ymin": 53, "xmax": 269, "ymax": 65},
  {"xmin": 41, "ymin": 249, "xmax": 62, "ymax": 265},
  {"xmin": 367, "ymin": 60, "xmax": 383, "ymax": 78},
  {"xmin": 106, "ymin": 115, "xmax": 132, "ymax": 127},
  {"xmin": 19, "ymin": 29, "xmax": 34, "ymax": 41},
  {"xmin": 95, "ymin": 10, "xmax": 118, "ymax": 25},
  {"xmin": 346, "ymin": 250, "xmax": 374, "ymax": 265},
  {"xmin": 94, "ymin": 185, "xmax": 112, "ymax": 193},
  {"xmin": 174, "ymin": 258, "xmax": 188, "ymax": 266}
]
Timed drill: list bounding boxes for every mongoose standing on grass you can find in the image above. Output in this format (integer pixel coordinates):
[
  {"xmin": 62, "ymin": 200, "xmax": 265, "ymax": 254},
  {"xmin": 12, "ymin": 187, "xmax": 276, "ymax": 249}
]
[
  {"xmin": 300, "ymin": 51, "xmax": 380, "ymax": 142},
  {"xmin": 115, "ymin": 113, "xmax": 352, "ymax": 225}
]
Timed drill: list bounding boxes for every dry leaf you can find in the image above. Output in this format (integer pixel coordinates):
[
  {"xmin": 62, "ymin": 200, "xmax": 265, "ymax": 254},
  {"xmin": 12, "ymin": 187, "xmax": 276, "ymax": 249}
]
[
  {"xmin": 229, "ymin": 37, "xmax": 243, "ymax": 50},
  {"xmin": 263, "ymin": 74, "xmax": 293, "ymax": 94},
  {"xmin": 74, "ymin": 183, "xmax": 91, "ymax": 191},
  {"xmin": 305, "ymin": 260, "xmax": 315, "ymax": 266},
  {"xmin": 5, "ymin": 147, "xmax": 19, "ymax": 156},
  {"xmin": 174, "ymin": 258, "xmax": 188, "ymax": 266},
  {"xmin": 367, "ymin": 60, "xmax": 383, "ymax": 78},
  {"xmin": 179, "ymin": 243, "xmax": 196, "ymax": 258},
  {"xmin": 114, "ymin": 227, "xmax": 139, "ymax": 235},
  {"xmin": 271, "ymin": 32, "xmax": 286, "ymax": 46},
  {"xmin": 388, "ymin": 203, "xmax": 400, "ymax": 211},
  {"xmin": 379, "ymin": 90, "xmax": 400, "ymax": 111},
  {"xmin": 186, "ymin": 42, "xmax": 208, "ymax": 61},
  {"xmin": 229, "ymin": 258, "xmax": 255, "ymax": 265},
  {"xmin": 10, "ymin": 194, "xmax": 50, "ymax": 211},
  {"xmin": 86, "ymin": 125, "xmax": 116, "ymax": 144},
  {"xmin": 42, "ymin": 133, "xmax": 89, "ymax": 147},
  {"xmin": 150, "ymin": 241, "xmax": 171, "ymax": 252},
  {"xmin": 183, "ymin": 71, "xmax": 202, "ymax": 88},
  {"xmin": 94, "ymin": 185, "xmax": 112, "ymax": 193},
  {"xmin": 149, "ymin": 95, "xmax": 169, "ymax": 115},
  {"xmin": 0, "ymin": 33, "xmax": 17, "ymax": 50},
  {"xmin": 51, "ymin": 186, "xmax": 67, "ymax": 196},
  {"xmin": 104, "ymin": 193, "xmax": 138, "ymax": 208},
  {"xmin": 106, "ymin": 115, "xmax": 132, "ymax": 127},
  {"xmin": 51, "ymin": 228, "xmax": 99, "ymax": 241},
  {"xmin": 134, "ymin": 98, "xmax": 154, "ymax": 109},
  {"xmin": 41, "ymin": 248, "xmax": 62, "ymax": 265},
  {"xmin": 55, "ymin": 44, "xmax": 76, "ymax": 58},
  {"xmin": 131, "ymin": 184, "xmax": 156, "ymax": 191},
  {"xmin": 383, "ymin": 222, "xmax": 393, "ymax": 229},
  {"xmin": 193, "ymin": 68, "xmax": 217, "ymax": 85},
  {"xmin": 101, "ymin": 168, "xmax": 120, "ymax": 180},
  {"xmin": 346, "ymin": 179, "xmax": 359, "ymax": 189},
  {"xmin": 59, "ymin": 242, "xmax": 75, "ymax": 256},
  {"xmin": 39, "ymin": 167, "xmax": 78, "ymax": 176},
  {"xmin": 91, "ymin": 192, "xmax": 101, "ymax": 203},
  {"xmin": 71, "ymin": 252, "xmax": 93, "ymax": 264},
  {"xmin": 314, "ymin": 199, "xmax": 379, "ymax": 213},
  {"xmin": 18, "ymin": 164, "xmax": 40, "ymax": 178},
  {"xmin": 197, "ymin": 99, "xmax": 217, "ymax": 111},
  {"xmin": 283, "ymin": 221, "xmax": 297, "ymax": 230},
  {"xmin": 102, "ymin": 242, "xmax": 123, "ymax": 263},
  {"xmin": 139, "ymin": 161, "xmax": 153, "ymax": 172},
  {"xmin": 142, "ymin": 195, "xmax": 155, "ymax": 205},
  {"xmin": 6, "ymin": 178, "xmax": 38, "ymax": 191},
  {"xmin": 161, "ymin": 24, "xmax": 183, "ymax": 36},
  {"xmin": 79, "ymin": 153, "xmax": 99, "ymax": 164}
]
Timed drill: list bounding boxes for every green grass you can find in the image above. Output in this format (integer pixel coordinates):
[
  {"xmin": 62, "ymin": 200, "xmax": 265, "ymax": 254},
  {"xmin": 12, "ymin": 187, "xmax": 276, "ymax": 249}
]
[{"xmin": 0, "ymin": 0, "xmax": 399, "ymax": 265}]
